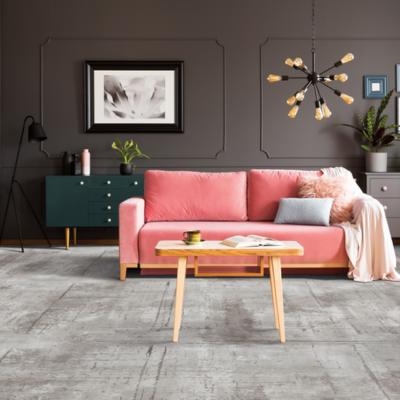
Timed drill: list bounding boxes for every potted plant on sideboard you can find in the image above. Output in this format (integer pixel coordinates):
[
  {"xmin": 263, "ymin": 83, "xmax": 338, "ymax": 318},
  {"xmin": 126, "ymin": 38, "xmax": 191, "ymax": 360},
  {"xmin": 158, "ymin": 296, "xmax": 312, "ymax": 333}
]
[
  {"xmin": 341, "ymin": 89, "xmax": 399, "ymax": 172},
  {"xmin": 111, "ymin": 138, "xmax": 149, "ymax": 175}
]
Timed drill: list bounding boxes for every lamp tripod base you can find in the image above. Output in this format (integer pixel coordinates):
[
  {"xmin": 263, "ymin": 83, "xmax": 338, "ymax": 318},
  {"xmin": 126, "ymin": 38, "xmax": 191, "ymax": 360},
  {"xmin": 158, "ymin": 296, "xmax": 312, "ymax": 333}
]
[{"xmin": 0, "ymin": 179, "xmax": 51, "ymax": 252}]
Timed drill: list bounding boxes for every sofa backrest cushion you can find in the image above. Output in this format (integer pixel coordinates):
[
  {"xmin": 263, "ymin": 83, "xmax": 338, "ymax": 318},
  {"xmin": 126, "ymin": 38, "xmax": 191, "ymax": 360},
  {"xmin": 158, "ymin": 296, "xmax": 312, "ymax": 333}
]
[
  {"xmin": 144, "ymin": 170, "xmax": 248, "ymax": 221},
  {"xmin": 247, "ymin": 169, "xmax": 321, "ymax": 221}
]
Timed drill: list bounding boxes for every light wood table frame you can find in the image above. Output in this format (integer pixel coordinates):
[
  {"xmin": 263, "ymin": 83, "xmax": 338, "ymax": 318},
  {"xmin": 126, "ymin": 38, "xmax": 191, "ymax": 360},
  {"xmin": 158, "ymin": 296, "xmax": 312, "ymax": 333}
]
[{"xmin": 155, "ymin": 240, "xmax": 304, "ymax": 343}]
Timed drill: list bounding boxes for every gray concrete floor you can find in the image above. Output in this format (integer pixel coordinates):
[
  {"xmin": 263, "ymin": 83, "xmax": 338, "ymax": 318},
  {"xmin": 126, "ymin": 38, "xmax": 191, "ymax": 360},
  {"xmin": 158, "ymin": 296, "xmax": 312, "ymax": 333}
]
[{"xmin": 0, "ymin": 246, "xmax": 399, "ymax": 400}]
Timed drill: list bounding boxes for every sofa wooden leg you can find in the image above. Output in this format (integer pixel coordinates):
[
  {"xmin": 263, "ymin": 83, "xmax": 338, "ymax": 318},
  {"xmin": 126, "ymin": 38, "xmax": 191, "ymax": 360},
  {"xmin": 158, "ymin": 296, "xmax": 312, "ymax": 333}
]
[{"xmin": 120, "ymin": 264, "xmax": 127, "ymax": 281}]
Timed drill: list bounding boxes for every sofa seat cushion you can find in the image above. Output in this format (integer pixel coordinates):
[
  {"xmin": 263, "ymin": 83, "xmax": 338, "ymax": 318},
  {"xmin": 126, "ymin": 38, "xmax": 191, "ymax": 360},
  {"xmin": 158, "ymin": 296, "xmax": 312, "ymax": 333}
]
[
  {"xmin": 139, "ymin": 221, "xmax": 347, "ymax": 266},
  {"xmin": 144, "ymin": 170, "xmax": 248, "ymax": 222},
  {"xmin": 248, "ymin": 169, "xmax": 321, "ymax": 221}
]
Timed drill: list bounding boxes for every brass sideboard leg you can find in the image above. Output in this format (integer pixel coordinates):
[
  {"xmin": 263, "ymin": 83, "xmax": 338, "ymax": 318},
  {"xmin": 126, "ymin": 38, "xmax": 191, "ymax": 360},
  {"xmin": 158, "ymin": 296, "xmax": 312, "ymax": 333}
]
[
  {"xmin": 73, "ymin": 227, "xmax": 77, "ymax": 246},
  {"xmin": 65, "ymin": 227, "xmax": 70, "ymax": 250}
]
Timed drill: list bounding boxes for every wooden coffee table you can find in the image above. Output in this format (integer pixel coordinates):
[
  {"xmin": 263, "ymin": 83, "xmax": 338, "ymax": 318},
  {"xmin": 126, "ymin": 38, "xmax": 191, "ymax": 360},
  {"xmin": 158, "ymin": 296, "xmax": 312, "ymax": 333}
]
[{"xmin": 155, "ymin": 240, "xmax": 304, "ymax": 343}]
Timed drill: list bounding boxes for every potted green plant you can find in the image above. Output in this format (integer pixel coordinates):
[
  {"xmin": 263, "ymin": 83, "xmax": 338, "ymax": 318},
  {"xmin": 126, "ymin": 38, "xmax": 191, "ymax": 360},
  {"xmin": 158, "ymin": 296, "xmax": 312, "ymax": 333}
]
[
  {"xmin": 341, "ymin": 89, "xmax": 400, "ymax": 172},
  {"xmin": 111, "ymin": 138, "xmax": 149, "ymax": 175}
]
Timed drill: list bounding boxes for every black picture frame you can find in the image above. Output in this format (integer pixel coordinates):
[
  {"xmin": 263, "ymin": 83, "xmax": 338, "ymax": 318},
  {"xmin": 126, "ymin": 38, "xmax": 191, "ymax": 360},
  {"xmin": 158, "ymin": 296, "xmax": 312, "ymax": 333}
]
[
  {"xmin": 85, "ymin": 60, "xmax": 184, "ymax": 133},
  {"xmin": 396, "ymin": 64, "xmax": 400, "ymax": 93}
]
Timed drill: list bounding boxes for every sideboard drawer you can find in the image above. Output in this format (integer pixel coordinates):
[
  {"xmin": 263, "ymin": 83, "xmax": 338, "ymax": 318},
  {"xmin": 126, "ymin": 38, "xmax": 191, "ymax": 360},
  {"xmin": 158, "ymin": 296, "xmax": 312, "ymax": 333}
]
[
  {"xmin": 88, "ymin": 188, "xmax": 141, "ymax": 202},
  {"xmin": 89, "ymin": 213, "xmax": 118, "ymax": 227},
  {"xmin": 369, "ymin": 178, "xmax": 400, "ymax": 198},
  {"xmin": 374, "ymin": 198, "xmax": 400, "ymax": 218},
  {"xmin": 88, "ymin": 175, "xmax": 144, "ymax": 189},
  {"xmin": 387, "ymin": 218, "xmax": 400, "ymax": 237},
  {"xmin": 89, "ymin": 201, "xmax": 118, "ymax": 213}
]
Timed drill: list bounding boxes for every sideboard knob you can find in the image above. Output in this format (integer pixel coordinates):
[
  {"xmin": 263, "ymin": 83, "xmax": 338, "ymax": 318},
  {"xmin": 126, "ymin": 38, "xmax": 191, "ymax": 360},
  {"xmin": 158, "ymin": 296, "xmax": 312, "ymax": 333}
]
[
  {"xmin": 133, "ymin": 181, "xmax": 138, "ymax": 186},
  {"xmin": 107, "ymin": 193, "xmax": 112, "ymax": 198},
  {"xmin": 107, "ymin": 205, "xmax": 112, "ymax": 210},
  {"xmin": 107, "ymin": 218, "xmax": 112, "ymax": 223},
  {"xmin": 80, "ymin": 181, "xmax": 84, "ymax": 186},
  {"xmin": 381, "ymin": 186, "xmax": 388, "ymax": 192},
  {"xmin": 383, "ymin": 205, "xmax": 388, "ymax": 211},
  {"xmin": 107, "ymin": 180, "xmax": 111, "ymax": 185}
]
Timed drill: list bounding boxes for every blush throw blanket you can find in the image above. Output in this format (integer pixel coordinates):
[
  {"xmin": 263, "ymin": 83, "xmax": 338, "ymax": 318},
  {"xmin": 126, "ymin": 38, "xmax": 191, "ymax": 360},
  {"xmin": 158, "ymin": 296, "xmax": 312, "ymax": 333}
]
[{"xmin": 321, "ymin": 167, "xmax": 400, "ymax": 282}]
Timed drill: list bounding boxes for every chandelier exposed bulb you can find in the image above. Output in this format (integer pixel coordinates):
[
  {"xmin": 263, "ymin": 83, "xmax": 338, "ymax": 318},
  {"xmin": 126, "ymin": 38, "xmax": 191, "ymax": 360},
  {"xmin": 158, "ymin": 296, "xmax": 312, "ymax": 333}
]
[
  {"xmin": 340, "ymin": 93, "xmax": 354, "ymax": 105},
  {"xmin": 314, "ymin": 101, "xmax": 324, "ymax": 120},
  {"xmin": 340, "ymin": 53, "xmax": 354, "ymax": 64},
  {"xmin": 267, "ymin": 74, "xmax": 287, "ymax": 83},
  {"xmin": 295, "ymin": 90, "xmax": 306, "ymax": 101},
  {"xmin": 331, "ymin": 73, "xmax": 348, "ymax": 82},
  {"xmin": 335, "ymin": 91, "xmax": 354, "ymax": 105},
  {"xmin": 286, "ymin": 95, "xmax": 296, "ymax": 106},
  {"xmin": 320, "ymin": 99, "xmax": 332, "ymax": 118},
  {"xmin": 285, "ymin": 58, "xmax": 295, "ymax": 67},
  {"xmin": 288, "ymin": 104, "xmax": 300, "ymax": 119},
  {"xmin": 293, "ymin": 57, "xmax": 304, "ymax": 67}
]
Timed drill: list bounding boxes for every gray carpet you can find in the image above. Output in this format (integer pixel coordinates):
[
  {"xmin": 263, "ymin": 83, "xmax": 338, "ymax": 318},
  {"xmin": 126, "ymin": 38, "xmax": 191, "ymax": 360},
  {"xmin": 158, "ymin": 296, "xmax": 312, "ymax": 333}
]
[{"xmin": 0, "ymin": 246, "xmax": 399, "ymax": 400}]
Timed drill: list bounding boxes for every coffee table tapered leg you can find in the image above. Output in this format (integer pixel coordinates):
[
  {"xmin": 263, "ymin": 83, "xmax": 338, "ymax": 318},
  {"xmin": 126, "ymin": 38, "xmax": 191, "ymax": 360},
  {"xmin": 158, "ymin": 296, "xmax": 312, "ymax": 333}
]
[
  {"xmin": 173, "ymin": 256, "xmax": 187, "ymax": 342},
  {"xmin": 271, "ymin": 256, "xmax": 285, "ymax": 343},
  {"xmin": 268, "ymin": 257, "xmax": 279, "ymax": 330}
]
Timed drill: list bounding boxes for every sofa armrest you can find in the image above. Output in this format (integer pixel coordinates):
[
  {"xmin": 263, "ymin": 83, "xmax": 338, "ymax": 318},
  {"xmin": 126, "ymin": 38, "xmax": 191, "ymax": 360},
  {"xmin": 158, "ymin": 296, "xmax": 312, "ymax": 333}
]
[{"xmin": 119, "ymin": 197, "xmax": 145, "ymax": 280}]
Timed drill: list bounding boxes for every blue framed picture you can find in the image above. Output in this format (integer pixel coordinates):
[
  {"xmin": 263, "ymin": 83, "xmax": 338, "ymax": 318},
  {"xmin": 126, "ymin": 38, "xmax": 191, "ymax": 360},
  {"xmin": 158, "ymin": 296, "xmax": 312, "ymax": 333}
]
[
  {"xmin": 364, "ymin": 75, "xmax": 387, "ymax": 99},
  {"xmin": 396, "ymin": 65, "xmax": 400, "ymax": 92}
]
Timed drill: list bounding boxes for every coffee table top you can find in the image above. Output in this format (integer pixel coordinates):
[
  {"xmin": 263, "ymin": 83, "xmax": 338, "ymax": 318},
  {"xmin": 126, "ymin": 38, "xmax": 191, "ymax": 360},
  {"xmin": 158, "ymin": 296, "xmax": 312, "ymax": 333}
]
[{"xmin": 155, "ymin": 240, "xmax": 303, "ymax": 257}]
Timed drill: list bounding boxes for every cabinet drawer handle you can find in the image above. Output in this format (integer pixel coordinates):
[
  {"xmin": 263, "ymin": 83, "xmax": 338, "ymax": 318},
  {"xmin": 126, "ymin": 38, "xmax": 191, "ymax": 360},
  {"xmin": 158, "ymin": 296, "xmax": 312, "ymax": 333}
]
[
  {"xmin": 107, "ymin": 205, "xmax": 112, "ymax": 210},
  {"xmin": 80, "ymin": 181, "xmax": 84, "ymax": 186},
  {"xmin": 133, "ymin": 181, "xmax": 139, "ymax": 186},
  {"xmin": 381, "ymin": 186, "xmax": 388, "ymax": 192},
  {"xmin": 107, "ymin": 180, "xmax": 111, "ymax": 185},
  {"xmin": 383, "ymin": 205, "xmax": 388, "ymax": 211},
  {"xmin": 107, "ymin": 193, "xmax": 112, "ymax": 198},
  {"xmin": 107, "ymin": 218, "xmax": 112, "ymax": 223}
]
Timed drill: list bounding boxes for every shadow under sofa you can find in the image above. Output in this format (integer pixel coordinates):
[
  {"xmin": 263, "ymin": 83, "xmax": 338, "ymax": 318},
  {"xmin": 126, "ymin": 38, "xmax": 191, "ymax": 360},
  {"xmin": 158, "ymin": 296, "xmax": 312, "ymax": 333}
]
[{"xmin": 118, "ymin": 169, "xmax": 349, "ymax": 279}]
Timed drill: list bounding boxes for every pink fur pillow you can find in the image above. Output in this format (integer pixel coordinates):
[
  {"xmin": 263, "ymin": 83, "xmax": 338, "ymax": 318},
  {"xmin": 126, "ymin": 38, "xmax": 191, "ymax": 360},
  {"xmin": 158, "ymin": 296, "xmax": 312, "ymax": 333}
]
[{"xmin": 298, "ymin": 175, "xmax": 361, "ymax": 223}]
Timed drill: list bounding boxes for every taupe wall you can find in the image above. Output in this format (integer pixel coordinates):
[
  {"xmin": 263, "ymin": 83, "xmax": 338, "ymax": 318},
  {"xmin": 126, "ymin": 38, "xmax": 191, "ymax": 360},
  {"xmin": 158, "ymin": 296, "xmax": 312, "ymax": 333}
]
[{"xmin": 1, "ymin": 0, "xmax": 400, "ymax": 239}]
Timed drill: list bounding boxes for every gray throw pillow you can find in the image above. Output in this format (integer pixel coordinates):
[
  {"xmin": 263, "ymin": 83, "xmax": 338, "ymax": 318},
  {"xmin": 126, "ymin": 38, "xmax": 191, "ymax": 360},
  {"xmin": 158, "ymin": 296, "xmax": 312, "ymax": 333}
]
[{"xmin": 274, "ymin": 198, "xmax": 333, "ymax": 226}]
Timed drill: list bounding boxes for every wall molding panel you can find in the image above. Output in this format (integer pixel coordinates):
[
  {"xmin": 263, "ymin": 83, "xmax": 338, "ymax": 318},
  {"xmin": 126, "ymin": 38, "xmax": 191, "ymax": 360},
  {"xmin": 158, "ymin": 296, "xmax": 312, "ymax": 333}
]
[{"xmin": 40, "ymin": 36, "xmax": 226, "ymax": 160}]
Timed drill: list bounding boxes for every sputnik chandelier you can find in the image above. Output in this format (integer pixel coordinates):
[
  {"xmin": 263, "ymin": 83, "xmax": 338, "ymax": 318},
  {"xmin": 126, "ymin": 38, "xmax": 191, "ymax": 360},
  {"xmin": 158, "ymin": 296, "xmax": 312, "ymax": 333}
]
[{"xmin": 266, "ymin": 0, "xmax": 354, "ymax": 120}]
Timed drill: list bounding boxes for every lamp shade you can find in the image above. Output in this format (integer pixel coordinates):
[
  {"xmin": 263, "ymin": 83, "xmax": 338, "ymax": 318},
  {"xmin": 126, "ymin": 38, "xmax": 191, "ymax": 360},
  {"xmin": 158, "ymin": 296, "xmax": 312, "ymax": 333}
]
[{"xmin": 28, "ymin": 122, "xmax": 47, "ymax": 142}]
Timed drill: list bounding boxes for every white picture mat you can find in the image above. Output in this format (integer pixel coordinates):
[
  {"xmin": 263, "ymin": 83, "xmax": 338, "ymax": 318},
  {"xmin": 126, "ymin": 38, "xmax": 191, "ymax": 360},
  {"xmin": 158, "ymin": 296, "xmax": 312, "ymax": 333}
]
[
  {"xmin": 93, "ymin": 70, "xmax": 175, "ymax": 124},
  {"xmin": 371, "ymin": 82, "xmax": 381, "ymax": 92}
]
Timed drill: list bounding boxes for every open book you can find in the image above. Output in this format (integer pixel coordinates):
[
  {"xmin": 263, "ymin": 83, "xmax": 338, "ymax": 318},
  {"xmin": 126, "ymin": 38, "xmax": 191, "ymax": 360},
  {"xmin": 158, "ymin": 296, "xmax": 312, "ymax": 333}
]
[{"xmin": 221, "ymin": 235, "xmax": 283, "ymax": 248}]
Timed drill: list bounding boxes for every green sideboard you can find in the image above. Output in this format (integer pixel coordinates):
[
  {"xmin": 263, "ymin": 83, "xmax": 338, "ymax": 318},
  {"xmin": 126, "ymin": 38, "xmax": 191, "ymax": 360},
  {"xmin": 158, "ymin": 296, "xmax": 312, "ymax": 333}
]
[{"xmin": 46, "ymin": 175, "xmax": 144, "ymax": 248}]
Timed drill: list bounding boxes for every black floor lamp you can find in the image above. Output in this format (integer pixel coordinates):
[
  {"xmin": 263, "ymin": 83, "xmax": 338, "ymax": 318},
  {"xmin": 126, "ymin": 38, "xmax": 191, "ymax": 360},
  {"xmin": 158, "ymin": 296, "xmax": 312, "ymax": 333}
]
[{"xmin": 0, "ymin": 115, "xmax": 52, "ymax": 252}]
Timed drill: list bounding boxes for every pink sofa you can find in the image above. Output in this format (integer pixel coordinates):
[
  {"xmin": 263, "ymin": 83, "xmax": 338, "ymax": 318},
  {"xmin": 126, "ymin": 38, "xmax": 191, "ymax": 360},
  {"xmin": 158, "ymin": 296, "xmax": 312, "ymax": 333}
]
[{"xmin": 118, "ymin": 169, "xmax": 348, "ymax": 280}]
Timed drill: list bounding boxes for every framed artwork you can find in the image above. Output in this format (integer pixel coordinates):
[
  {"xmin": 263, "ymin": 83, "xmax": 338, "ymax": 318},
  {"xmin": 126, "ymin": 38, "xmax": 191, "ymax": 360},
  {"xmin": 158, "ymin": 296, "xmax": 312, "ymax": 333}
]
[
  {"xmin": 363, "ymin": 75, "xmax": 387, "ymax": 99},
  {"xmin": 397, "ymin": 97, "xmax": 400, "ymax": 134},
  {"xmin": 85, "ymin": 60, "xmax": 184, "ymax": 133},
  {"xmin": 396, "ymin": 64, "xmax": 400, "ymax": 92}
]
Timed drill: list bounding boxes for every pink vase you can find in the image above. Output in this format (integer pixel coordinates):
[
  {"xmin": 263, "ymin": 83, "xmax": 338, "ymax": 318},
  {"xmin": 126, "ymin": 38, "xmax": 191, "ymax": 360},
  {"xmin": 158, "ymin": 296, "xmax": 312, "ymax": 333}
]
[{"xmin": 81, "ymin": 149, "xmax": 91, "ymax": 176}]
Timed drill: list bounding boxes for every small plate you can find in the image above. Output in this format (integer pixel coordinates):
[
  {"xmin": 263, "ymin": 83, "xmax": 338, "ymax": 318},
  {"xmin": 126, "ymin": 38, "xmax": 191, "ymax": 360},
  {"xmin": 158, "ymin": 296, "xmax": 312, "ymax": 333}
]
[{"xmin": 183, "ymin": 239, "xmax": 205, "ymax": 245}]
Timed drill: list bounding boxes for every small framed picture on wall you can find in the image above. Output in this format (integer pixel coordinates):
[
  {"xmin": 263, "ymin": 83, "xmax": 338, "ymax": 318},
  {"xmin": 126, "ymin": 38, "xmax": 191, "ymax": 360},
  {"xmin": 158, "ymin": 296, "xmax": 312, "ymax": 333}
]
[
  {"xmin": 397, "ymin": 97, "xmax": 400, "ymax": 134},
  {"xmin": 363, "ymin": 75, "xmax": 387, "ymax": 99},
  {"xmin": 85, "ymin": 60, "xmax": 184, "ymax": 133},
  {"xmin": 396, "ymin": 64, "xmax": 400, "ymax": 92}
]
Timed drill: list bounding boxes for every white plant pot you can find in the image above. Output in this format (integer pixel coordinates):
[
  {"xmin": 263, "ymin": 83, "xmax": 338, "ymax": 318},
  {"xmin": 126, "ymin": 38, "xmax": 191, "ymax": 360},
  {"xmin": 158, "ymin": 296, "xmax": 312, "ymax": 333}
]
[{"xmin": 366, "ymin": 152, "xmax": 387, "ymax": 172}]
